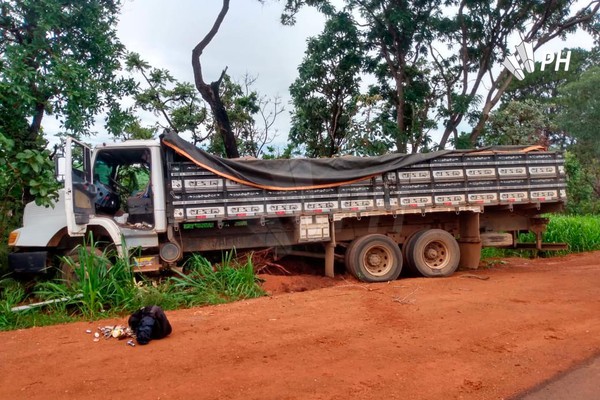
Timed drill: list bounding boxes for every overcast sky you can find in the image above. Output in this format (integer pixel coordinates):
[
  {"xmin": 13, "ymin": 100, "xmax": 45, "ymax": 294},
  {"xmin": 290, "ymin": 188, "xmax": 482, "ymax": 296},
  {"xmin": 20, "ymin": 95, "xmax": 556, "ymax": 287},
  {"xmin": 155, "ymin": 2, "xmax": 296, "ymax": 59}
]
[
  {"xmin": 46, "ymin": 1, "xmax": 596, "ymax": 148},
  {"xmin": 114, "ymin": 0, "xmax": 324, "ymax": 147}
]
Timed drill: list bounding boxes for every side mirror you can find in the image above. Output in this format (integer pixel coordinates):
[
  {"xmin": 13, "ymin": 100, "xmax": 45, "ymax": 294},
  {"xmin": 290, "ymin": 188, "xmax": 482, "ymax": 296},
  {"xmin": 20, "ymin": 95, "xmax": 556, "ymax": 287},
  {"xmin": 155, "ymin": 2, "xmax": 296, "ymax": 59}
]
[{"xmin": 54, "ymin": 155, "xmax": 66, "ymax": 182}]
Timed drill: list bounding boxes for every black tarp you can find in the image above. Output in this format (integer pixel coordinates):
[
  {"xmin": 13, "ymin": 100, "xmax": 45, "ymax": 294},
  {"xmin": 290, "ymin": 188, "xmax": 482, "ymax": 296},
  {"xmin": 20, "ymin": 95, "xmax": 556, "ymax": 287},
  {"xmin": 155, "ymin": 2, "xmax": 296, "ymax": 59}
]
[{"xmin": 161, "ymin": 132, "xmax": 542, "ymax": 191}]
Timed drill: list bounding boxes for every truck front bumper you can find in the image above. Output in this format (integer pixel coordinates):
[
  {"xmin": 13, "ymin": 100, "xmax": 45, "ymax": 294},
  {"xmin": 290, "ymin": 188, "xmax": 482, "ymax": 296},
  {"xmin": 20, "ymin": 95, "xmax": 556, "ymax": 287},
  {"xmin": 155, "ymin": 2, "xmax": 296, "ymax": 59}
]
[{"xmin": 8, "ymin": 251, "xmax": 49, "ymax": 274}]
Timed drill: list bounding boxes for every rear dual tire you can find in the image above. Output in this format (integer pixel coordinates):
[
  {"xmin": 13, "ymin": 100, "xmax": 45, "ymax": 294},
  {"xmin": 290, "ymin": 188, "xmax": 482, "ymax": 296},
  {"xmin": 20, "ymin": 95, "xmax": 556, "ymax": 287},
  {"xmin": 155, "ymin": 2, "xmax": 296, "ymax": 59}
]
[
  {"xmin": 404, "ymin": 229, "xmax": 460, "ymax": 277},
  {"xmin": 345, "ymin": 234, "xmax": 403, "ymax": 282}
]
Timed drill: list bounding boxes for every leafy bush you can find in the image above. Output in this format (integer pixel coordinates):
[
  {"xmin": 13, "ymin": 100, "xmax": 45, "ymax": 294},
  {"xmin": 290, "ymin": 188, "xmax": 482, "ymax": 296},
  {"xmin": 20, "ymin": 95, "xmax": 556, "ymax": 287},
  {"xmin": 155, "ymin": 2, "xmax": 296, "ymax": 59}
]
[{"xmin": 564, "ymin": 152, "xmax": 600, "ymax": 215}]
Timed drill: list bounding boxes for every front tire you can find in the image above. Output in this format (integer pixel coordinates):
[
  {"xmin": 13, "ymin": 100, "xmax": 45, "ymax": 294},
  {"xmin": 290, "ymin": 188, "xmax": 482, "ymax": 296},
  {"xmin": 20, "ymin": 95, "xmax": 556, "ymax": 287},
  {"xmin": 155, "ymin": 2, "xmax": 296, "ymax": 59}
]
[
  {"xmin": 345, "ymin": 234, "xmax": 403, "ymax": 282},
  {"xmin": 59, "ymin": 246, "xmax": 104, "ymax": 284}
]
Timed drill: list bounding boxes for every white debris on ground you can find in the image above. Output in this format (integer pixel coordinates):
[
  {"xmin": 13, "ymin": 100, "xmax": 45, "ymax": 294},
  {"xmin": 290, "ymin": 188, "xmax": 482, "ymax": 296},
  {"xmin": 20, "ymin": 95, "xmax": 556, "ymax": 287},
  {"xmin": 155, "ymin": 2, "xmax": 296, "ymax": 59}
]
[{"xmin": 86, "ymin": 325, "xmax": 136, "ymax": 347}]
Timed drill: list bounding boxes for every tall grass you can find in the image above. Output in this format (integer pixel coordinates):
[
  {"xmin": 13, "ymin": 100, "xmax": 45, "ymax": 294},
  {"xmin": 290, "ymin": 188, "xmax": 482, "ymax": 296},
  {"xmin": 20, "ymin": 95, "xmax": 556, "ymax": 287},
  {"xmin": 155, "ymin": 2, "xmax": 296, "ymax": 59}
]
[
  {"xmin": 2, "ymin": 243, "xmax": 266, "ymax": 330},
  {"xmin": 0, "ymin": 278, "xmax": 79, "ymax": 331},
  {"xmin": 535, "ymin": 215, "xmax": 600, "ymax": 253},
  {"xmin": 35, "ymin": 239, "xmax": 138, "ymax": 319},
  {"xmin": 0, "ymin": 278, "xmax": 26, "ymax": 329},
  {"xmin": 482, "ymin": 214, "xmax": 600, "ymax": 259},
  {"xmin": 170, "ymin": 252, "xmax": 265, "ymax": 306}
]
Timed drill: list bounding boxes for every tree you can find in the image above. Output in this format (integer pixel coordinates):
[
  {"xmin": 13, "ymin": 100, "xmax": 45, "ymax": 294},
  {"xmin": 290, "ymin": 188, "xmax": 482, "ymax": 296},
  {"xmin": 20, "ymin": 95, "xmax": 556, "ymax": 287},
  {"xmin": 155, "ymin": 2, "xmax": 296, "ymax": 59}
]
[
  {"xmin": 557, "ymin": 67, "xmax": 600, "ymax": 210},
  {"xmin": 0, "ymin": 0, "xmax": 131, "ymax": 270},
  {"xmin": 288, "ymin": 12, "xmax": 364, "ymax": 157},
  {"xmin": 125, "ymin": 52, "xmax": 209, "ymax": 142},
  {"xmin": 286, "ymin": 0, "xmax": 443, "ymax": 154},
  {"xmin": 357, "ymin": 0, "xmax": 443, "ymax": 154},
  {"xmin": 434, "ymin": 0, "xmax": 600, "ymax": 149},
  {"xmin": 500, "ymin": 48, "xmax": 599, "ymax": 149},
  {"xmin": 125, "ymin": 52, "xmax": 281, "ymax": 157},
  {"xmin": 206, "ymin": 73, "xmax": 283, "ymax": 158},
  {"xmin": 227, "ymin": 74, "xmax": 284, "ymax": 158},
  {"xmin": 191, "ymin": 0, "xmax": 240, "ymax": 158},
  {"xmin": 503, "ymin": 48, "xmax": 599, "ymax": 103},
  {"xmin": 558, "ymin": 66, "xmax": 600, "ymax": 161},
  {"xmin": 481, "ymin": 99, "xmax": 552, "ymax": 147},
  {"xmin": 0, "ymin": 0, "xmax": 130, "ymax": 150},
  {"xmin": 282, "ymin": 0, "xmax": 600, "ymax": 151}
]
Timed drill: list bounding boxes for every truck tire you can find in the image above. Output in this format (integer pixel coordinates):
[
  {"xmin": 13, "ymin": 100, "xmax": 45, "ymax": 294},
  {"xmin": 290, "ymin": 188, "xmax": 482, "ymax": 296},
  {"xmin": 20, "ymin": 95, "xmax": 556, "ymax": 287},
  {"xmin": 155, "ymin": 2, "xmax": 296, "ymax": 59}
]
[
  {"xmin": 405, "ymin": 229, "xmax": 460, "ymax": 277},
  {"xmin": 345, "ymin": 234, "xmax": 403, "ymax": 282},
  {"xmin": 59, "ymin": 246, "xmax": 104, "ymax": 284},
  {"xmin": 402, "ymin": 230, "xmax": 426, "ymax": 276}
]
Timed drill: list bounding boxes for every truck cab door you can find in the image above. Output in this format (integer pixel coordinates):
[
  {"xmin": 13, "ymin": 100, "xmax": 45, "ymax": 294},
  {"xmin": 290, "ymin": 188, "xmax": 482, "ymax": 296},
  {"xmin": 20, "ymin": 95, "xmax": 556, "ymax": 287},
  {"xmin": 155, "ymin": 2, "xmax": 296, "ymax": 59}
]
[{"xmin": 64, "ymin": 137, "xmax": 96, "ymax": 236}]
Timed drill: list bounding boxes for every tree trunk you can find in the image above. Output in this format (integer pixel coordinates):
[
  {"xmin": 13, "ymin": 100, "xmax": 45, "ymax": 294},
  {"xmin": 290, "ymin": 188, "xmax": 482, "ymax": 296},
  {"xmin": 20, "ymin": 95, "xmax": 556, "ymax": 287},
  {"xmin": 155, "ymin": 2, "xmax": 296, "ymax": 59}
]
[
  {"xmin": 469, "ymin": 70, "xmax": 513, "ymax": 145},
  {"xmin": 191, "ymin": 0, "xmax": 239, "ymax": 158},
  {"xmin": 27, "ymin": 102, "xmax": 45, "ymax": 149}
]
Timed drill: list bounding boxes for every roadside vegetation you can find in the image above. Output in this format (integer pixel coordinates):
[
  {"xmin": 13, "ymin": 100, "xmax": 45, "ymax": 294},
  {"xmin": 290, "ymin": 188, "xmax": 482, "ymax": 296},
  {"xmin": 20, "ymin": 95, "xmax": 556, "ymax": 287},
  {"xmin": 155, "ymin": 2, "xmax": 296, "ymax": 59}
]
[
  {"xmin": 481, "ymin": 214, "xmax": 600, "ymax": 259},
  {"xmin": 0, "ymin": 242, "xmax": 265, "ymax": 331}
]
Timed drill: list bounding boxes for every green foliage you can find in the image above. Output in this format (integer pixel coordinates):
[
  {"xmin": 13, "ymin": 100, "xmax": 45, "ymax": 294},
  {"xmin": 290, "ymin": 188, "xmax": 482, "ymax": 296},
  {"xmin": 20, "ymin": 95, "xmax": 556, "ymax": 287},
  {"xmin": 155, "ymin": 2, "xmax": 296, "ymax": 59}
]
[
  {"xmin": 563, "ymin": 152, "xmax": 599, "ymax": 214},
  {"xmin": 126, "ymin": 53, "xmax": 280, "ymax": 158},
  {"xmin": 216, "ymin": 74, "xmax": 283, "ymax": 158},
  {"xmin": 502, "ymin": 48, "xmax": 598, "ymax": 150},
  {"xmin": 0, "ymin": 0, "xmax": 132, "ymax": 270},
  {"xmin": 537, "ymin": 215, "xmax": 600, "ymax": 253},
  {"xmin": 1, "ymin": 243, "xmax": 265, "ymax": 330},
  {"xmin": 0, "ymin": 0, "xmax": 131, "ymax": 144},
  {"xmin": 0, "ymin": 132, "xmax": 60, "ymax": 271},
  {"xmin": 35, "ymin": 240, "xmax": 138, "ymax": 319},
  {"xmin": 556, "ymin": 66, "xmax": 600, "ymax": 211},
  {"xmin": 0, "ymin": 278, "xmax": 26, "ymax": 330},
  {"xmin": 481, "ymin": 215, "xmax": 600, "ymax": 260},
  {"xmin": 289, "ymin": 12, "xmax": 364, "ymax": 157},
  {"xmin": 558, "ymin": 66, "xmax": 600, "ymax": 156},
  {"xmin": 125, "ymin": 52, "xmax": 208, "ymax": 141},
  {"xmin": 482, "ymin": 100, "xmax": 552, "ymax": 146},
  {"xmin": 283, "ymin": 1, "xmax": 600, "ymax": 152},
  {"xmin": 170, "ymin": 252, "xmax": 265, "ymax": 306},
  {"xmin": 504, "ymin": 48, "xmax": 599, "ymax": 103}
]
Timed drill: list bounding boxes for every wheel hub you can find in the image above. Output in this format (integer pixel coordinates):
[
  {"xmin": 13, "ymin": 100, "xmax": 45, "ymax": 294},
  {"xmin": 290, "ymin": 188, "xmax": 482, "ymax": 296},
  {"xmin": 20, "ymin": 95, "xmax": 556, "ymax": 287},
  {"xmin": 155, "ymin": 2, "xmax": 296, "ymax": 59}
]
[
  {"xmin": 425, "ymin": 248, "xmax": 438, "ymax": 259},
  {"xmin": 422, "ymin": 241, "xmax": 449, "ymax": 269},
  {"xmin": 367, "ymin": 254, "xmax": 382, "ymax": 267},
  {"xmin": 362, "ymin": 245, "xmax": 393, "ymax": 277}
]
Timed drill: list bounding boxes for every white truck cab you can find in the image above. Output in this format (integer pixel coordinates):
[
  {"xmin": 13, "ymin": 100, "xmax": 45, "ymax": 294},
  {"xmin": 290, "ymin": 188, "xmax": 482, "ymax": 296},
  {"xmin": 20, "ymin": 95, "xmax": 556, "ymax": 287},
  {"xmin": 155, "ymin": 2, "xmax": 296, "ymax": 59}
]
[{"xmin": 8, "ymin": 138, "xmax": 167, "ymax": 274}]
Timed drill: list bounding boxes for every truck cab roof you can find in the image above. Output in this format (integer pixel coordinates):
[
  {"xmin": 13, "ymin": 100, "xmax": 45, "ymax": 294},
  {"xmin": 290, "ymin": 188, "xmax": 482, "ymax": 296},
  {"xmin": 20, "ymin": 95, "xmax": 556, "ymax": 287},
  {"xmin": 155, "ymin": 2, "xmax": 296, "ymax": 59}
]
[{"xmin": 95, "ymin": 139, "xmax": 161, "ymax": 150}]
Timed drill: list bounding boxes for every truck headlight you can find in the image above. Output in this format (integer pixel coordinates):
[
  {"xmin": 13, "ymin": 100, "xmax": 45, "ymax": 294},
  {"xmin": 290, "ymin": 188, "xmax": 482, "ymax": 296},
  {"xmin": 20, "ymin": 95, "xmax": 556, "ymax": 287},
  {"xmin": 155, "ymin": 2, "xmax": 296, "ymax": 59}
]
[{"xmin": 8, "ymin": 231, "xmax": 19, "ymax": 246}]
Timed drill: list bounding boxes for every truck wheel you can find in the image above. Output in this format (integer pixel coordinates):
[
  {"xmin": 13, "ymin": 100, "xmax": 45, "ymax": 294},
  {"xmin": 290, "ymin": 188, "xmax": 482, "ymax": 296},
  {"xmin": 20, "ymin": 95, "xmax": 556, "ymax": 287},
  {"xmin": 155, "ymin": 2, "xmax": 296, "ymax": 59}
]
[
  {"xmin": 406, "ymin": 229, "xmax": 460, "ymax": 277},
  {"xmin": 345, "ymin": 234, "xmax": 403, "ymax": 282},
  {"xmin": 402, "ymin": 230, "xmax": 426, "ymax": 275},
  {"xmin": 59, "ymin": 246, "xmax": 104, "ymax": 284}
]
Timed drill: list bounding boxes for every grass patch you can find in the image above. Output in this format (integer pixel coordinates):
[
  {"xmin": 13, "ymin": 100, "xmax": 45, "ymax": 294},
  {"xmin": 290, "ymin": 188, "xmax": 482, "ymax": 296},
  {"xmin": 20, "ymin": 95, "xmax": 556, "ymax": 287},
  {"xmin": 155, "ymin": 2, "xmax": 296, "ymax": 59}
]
[
  {"xmin": 170, "ymin": 252, "xmax": 265, "ymax": 307},
  {"xmin": 524, "ymin": 215, "xmax": 600, "ymax": 253},
  {"xmin": 481, "ymin": 214, "xmax": 600, "ymax": 260},
  {"xmin": 1, "ymin": 244, "xmax": 265, "ymax": 331}
]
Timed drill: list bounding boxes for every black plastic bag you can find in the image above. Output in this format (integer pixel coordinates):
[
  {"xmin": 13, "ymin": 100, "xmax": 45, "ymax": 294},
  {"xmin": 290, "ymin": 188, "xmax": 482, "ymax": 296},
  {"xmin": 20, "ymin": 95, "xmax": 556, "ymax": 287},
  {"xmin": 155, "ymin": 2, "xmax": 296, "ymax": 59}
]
[{"xmin": 128, "ymin": 305, "xmax": 172, "ymax": 345}]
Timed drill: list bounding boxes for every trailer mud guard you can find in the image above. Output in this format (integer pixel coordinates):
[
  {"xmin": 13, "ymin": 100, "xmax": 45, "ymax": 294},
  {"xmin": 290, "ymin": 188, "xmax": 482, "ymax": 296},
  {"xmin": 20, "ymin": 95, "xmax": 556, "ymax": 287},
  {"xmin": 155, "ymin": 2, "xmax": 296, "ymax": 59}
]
[
  {"xmin": 458, "ymin": 212, "xmax": 482, "ymax": 270},
  {"xmin": 325, "ymin": 221, "xmax": 336, "ymax": 278}
]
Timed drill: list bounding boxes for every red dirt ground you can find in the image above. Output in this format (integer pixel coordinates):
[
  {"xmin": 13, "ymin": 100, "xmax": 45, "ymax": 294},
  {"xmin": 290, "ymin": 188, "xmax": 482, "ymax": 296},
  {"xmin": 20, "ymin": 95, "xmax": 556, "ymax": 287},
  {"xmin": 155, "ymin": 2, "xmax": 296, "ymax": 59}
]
[{"xmin": 1, "ymin": 252, "xmax": 600, "ymax": 400}]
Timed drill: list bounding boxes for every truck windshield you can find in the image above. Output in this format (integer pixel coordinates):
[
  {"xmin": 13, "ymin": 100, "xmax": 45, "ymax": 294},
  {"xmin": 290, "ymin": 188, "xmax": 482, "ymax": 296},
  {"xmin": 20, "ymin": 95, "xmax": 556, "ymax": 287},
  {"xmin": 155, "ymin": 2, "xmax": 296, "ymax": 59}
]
[{"xmin": 93, "ymin": 148, "xmax": 154, "ymax": 226}]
